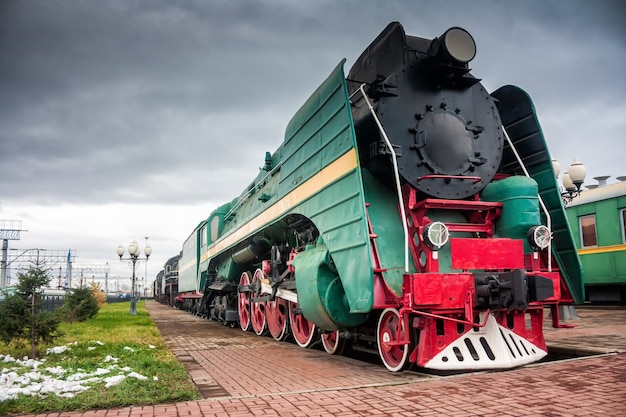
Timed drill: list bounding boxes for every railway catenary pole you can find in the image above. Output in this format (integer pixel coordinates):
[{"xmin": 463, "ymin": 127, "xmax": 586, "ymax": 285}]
[
  {"xmin": 0, "ymin": 239, "xmax": 7, "ymax": 289},
  {"xmin": 67, "ymin": 263, "xmax": 110, "ymax": 292},
  {"xmin": 0, "ymin": 219, "xmax": 27, "ymax": 289},
  {"xmin": 5, "ymin": 248, "xmax": 74, "ymax": 287}
]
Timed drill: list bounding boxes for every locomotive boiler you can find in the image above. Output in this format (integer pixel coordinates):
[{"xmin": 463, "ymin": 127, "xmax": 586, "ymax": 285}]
[{"xmin": 166, "ymin": 22, "xmax": 583, "ymax": 371}]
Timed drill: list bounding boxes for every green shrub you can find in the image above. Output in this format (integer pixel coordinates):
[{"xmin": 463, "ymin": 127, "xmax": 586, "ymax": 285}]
[
  {"xmin": 0, "ymin": 266, "xmax": 62, "ymax": 357},
  {"xmin": 0, "ymin": 293, "xmax": 29, "ymax": 345},
  {"xmin": 61, "ymin": 287, "xmax": 100, "ymax": 322}
]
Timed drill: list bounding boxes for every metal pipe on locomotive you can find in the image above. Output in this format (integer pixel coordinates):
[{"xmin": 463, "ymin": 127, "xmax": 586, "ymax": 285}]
[{"xmin": 161, "ymin": 23, "xmax": 583, "ymax": 372}]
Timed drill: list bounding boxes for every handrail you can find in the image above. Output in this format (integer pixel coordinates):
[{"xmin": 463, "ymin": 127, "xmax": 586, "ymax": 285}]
[
  {"xmin": 350, "ymin": 84, "xmax": 410, "ymax": 273},
  {"xmin": 501, "ymin": 127, "xmax": 552, "ymax": 271},
  {"xmin": 224, "ymin": 160, "xmax": 284, "ymax": 221}
]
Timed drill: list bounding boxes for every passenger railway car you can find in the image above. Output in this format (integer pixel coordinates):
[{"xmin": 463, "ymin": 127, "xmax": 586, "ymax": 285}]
[
  {"xmin": 566, "ymin": 179, "xmax": 626, "ymax": 303},
  {"xmin": 168, "ymin": 22, "xmax": 583, "ymax": 371},
  {"xmin": 153, "ymin": 270, "xmax": 163, "ymax": 302},
  {"xmin": 154, "ymin": 254, "xmax": 180, "ymax": 307}
]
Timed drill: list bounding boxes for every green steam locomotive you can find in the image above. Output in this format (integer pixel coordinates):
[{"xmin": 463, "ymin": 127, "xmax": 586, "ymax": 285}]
[{"xmin": 165, "ymin": 22, "xmax": 583, "ymax": 371}]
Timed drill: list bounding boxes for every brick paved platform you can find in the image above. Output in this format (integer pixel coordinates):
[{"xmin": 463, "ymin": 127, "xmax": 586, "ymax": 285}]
[
  {"xmin": 14, "ymin": 302, "xmax": 626, "ymax": 417},
  {"xmin": 544, "ymin": 305, "xmax": 626, "ymax": 355}
]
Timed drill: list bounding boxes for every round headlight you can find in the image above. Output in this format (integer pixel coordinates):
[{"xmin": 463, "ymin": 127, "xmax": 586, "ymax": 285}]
[
  {"xmin": 527, "ymin": 225, "xmax": 552, "ymax": 250},
  {"xmin": 442, "ymin": 27, "xmax": 476, "ymax": 64},
  {"xmin": 424, "ymin": 221, "xmax": 450, "ymax": 250}
]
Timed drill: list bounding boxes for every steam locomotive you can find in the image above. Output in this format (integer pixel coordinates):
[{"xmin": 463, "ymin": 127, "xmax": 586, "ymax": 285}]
[{"xmin": 155, "ymin": 22, "xmax": 583, "ymax": 371}]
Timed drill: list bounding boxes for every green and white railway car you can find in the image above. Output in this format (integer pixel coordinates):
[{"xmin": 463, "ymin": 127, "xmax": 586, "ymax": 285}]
[
  {"xmin": 177, "ymin": 219, "xmax": 208, "ymax": 310},
  {"xmin": 566, "ymin": 179, "xmax": 626, "ymax": 303}
]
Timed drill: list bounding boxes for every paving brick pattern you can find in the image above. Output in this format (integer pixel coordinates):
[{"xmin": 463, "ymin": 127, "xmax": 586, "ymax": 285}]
[
  {"xmin": 13, "ymin": 302, "xmax": 626, "ymax": 417},
  {"xmin": 543, "ymin": 306, "xmax": 626, "ymax": 354}
]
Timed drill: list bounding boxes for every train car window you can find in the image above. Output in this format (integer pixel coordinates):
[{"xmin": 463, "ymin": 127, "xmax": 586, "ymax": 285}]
[
  {"xmin": 200, "ymin": 225, "xmax": 207, "ymax": 247},
  {"xmin": 579, "ymin": 214, "xmax": 597, "ymax": 247},
  {"xmin": 210, "ymin": 216, "xmax": 219, "ymax": 243},
  {"xmin": 621, "ymin": 209, "xmax": 626, "ymax": 244}
]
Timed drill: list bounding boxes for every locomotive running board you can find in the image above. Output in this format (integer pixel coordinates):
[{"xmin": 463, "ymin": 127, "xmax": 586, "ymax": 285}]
[{"xmin": 423, "ymin": 313, "xmax": 547, "ymax": 370}]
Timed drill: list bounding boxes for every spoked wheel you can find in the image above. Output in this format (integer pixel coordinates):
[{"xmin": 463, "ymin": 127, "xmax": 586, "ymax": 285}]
[
  {"xmin": 377, "ymin": 308, "xmax": 410, "ymax": 372},
  {"xmin": 321, "ymin": 330, "xmax": 346, "ymax": 355},
  {"xmin": 266, "ymin": 296, "xmax": 290, "ymax": 341},
  {"xmin": 238, "ymin": 271, "xmax": 252, "ymax": 332},
  {"xmin": 288, "ymin": 301, "xmax": 317, "ymax": 347},
  {"xmin": 250, "ymin": 269, "xmax": 268, "ymax": 336}
]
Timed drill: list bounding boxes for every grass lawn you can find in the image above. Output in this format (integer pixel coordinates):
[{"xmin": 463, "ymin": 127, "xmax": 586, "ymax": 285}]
[{"xmin": 0, "ymin": 300, "xmax": 198, "ymax": 415}]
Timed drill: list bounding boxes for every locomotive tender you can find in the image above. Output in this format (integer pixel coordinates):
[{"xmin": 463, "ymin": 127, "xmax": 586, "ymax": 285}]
[{"xmin": 161, "ymin": 23, "xmax": 584, "ymax": 371}]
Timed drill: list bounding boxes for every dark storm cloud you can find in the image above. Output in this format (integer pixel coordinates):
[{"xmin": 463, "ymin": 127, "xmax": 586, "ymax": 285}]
[
  {"xmin": 1, "ymin": 0, "xmax": 624, "ymax": 281},
  {"xmin": 0, "ymin": 1, "xmax": 356, "ymax": 205},
  {"xmin": 1, "ymin": 0, "xmax": 624, "ymax": 208}
]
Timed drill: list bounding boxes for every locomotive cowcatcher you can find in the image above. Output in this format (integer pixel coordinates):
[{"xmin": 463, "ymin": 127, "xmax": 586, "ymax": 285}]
[{"xmin": 166, "ymin": 22, "xmax": 584, "ymax": 371}]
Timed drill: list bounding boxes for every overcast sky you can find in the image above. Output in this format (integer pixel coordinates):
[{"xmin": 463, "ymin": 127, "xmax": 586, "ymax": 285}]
[{"xmin": 1, "ymin": 0, "xmax": 624, "ymax": 290}]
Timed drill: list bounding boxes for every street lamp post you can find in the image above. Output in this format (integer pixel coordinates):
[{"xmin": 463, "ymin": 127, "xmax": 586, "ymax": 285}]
[
  {"xmin": 116, "ymin": 240, "xmax": 152, "ymax": 315},
  {"xmin": 552, "ymin": 158, "xmax": 587, "ymax": 205},
  {"xmin": 144, "ymin": 236, "xmax": 149, "ymax": 298}
]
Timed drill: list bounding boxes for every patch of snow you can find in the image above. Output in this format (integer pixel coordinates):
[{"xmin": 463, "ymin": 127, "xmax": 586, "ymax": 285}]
[
  {"xmin": 47, "ymin": 346, "xmax": 70, "ymax": 355},
  {"xmin": 0, "ymin": 342, "xmax": 159, "ymax": 403},
  {"xmin": 104, "ymin": 374, "xmax": 126, "ymax": 388},
  {"xmin": 127, "ymin": 372, "xmax": 147, "ymax": 381}
]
